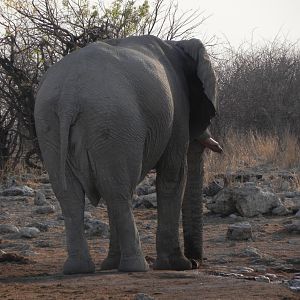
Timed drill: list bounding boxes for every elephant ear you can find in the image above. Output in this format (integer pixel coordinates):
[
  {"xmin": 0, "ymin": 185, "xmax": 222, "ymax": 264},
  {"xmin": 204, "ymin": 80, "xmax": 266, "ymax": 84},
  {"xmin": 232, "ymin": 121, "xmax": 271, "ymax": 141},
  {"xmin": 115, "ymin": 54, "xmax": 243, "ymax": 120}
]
[{"xmin": 176, "ymin": 39, "xmax": 217, "ymax": 110}]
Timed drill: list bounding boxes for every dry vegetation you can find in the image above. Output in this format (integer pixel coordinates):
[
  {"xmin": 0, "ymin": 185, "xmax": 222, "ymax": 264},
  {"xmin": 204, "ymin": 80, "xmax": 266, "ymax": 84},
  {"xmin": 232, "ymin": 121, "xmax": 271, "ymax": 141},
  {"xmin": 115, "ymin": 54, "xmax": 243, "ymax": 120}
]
[
  {"xmin": 0, "ymin": 1, "xmax": 299, "ymax": 188},
  {"xmin": 204, "ymin": 130, "xmax": 300, "ymax": 188}
]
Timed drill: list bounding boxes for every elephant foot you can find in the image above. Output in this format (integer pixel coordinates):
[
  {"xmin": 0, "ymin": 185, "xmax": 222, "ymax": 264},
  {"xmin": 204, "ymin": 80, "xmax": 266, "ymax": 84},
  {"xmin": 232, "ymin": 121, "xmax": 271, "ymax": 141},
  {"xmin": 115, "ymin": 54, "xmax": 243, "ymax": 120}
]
[
  {"xmin": 101, "ymin": 255, "xmax": 120, "ymax": 270},
  {"xmin": 185, "ymin": 249, "xmax": 203, "ymax": 266},
  {"xmin": 153, "ymin": 254, "xmax": 192, "ymax": 271},
  {"xmin": 118, "ymin": 254, "xmax": 149, "ymax": 272},
  {"xmin": 63, "ymin": 257, "xmax": 95, "ymax": 275}
]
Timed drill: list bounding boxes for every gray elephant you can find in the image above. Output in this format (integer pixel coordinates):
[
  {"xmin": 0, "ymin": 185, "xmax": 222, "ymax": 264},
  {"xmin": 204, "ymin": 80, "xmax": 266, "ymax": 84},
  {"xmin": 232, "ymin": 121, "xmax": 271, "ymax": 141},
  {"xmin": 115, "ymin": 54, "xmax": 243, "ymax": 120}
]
[{"xmin": 34, "ymin": 35, "xmax": 217, "ymax": 274}]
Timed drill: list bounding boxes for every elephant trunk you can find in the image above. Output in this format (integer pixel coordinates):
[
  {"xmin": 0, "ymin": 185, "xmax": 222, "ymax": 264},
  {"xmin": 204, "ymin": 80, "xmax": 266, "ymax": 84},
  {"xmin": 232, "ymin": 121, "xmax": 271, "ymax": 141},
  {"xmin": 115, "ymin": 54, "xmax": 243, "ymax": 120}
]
[{"xmin": 182, "ymin": 140, "xmax": 205, "ymax": 264}]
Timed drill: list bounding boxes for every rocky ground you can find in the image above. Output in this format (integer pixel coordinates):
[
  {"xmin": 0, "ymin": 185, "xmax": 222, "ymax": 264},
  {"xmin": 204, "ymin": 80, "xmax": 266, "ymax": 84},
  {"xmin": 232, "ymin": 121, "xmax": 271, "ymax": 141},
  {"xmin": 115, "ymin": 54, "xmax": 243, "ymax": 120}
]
[{"xmin": 0, "ymin": 168, "xmax": 299, "ymax": 299}]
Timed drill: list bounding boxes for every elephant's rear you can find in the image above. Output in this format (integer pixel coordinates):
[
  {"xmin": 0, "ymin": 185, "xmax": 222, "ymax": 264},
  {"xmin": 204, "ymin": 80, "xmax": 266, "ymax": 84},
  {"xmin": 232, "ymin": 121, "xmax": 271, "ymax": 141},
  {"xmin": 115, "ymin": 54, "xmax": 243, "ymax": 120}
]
[{"xmin": 34, "ymin": 43, "xmax": 155, "ymax": 205}]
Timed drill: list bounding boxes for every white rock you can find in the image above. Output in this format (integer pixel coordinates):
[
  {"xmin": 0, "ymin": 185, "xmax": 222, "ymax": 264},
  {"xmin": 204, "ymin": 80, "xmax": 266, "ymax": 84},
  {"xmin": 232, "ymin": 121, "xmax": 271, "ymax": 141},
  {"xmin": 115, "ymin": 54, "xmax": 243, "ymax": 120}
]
[
  {"xmin": 0, "ymin": 224, "xmax": 19, "ymax": 234},
  {"xmin": 265, "ymin": 273, "xmax": 277, "ymax": 279},
  {"xmin": 295, "ymin": 210, "xmax": 300, "ymax": 218},
  {"xmin": 255, "ymin": 275, "xmax": 271, "ymax": 283},
  {"xmin": 20, "ymin": 227, "xmax": 40, "ymax": 238},
  {"xmin": 234, "ymin": 186, "xmax": 281, "ymax": 217}
]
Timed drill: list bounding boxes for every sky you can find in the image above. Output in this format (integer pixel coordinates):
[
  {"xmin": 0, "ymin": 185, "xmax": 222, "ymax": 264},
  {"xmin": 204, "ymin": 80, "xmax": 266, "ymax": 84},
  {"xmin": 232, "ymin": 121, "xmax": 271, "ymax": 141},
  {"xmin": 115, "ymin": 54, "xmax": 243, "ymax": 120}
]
[{"xmin": 176, "ymin": 0, "xmax": 300, "ymax": 48}]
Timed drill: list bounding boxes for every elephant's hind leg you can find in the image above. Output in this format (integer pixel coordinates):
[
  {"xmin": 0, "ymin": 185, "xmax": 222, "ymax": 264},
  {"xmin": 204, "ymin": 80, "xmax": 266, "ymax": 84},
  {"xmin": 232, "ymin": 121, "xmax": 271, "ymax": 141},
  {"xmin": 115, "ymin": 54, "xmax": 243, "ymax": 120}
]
[
  {"xmin": 102, "ymin": 187, "xmax": 149, "ymax": 272},
  {"xmin": 49, "ymin": 165, "xmax": 95, "ymax": 275},
  {"xmin": 154, "ymin": 150, "xmax": 192, "ymax": 271},
  {"xmin": 101, "ymin": 212, "xmax": 120, "ymax": 270},
  {"xmin": 97, "ymin": 158, "xmax": 149, "ymax": 272}
]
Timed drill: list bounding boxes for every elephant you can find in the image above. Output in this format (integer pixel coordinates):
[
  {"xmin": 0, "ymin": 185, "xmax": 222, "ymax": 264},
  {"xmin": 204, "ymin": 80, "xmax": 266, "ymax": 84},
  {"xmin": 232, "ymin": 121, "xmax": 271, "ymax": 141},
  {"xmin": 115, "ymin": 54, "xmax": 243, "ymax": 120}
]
[{"xmin": 34, "ymin": 35, "xmax": 217, "ymax": 275}]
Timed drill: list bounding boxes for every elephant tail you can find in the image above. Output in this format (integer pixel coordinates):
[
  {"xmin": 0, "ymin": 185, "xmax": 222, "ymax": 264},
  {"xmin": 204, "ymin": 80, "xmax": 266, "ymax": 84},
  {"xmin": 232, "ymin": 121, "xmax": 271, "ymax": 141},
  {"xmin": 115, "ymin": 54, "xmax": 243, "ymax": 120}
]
[{"xmin": 59, "ymin": 114, "xmax": 72, "ymax": 191}]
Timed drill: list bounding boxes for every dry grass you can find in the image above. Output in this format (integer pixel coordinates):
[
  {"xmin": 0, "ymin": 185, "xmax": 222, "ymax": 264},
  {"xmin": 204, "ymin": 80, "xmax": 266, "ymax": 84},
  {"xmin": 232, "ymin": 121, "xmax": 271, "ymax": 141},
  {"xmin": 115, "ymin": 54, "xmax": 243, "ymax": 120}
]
[
  {"xmin": 1, "ymin": 130, "xmax": 299, "ymax": 191},
  {"xmin": 204, "ymin": 130, "xmax": 300, "ymax": 187}
]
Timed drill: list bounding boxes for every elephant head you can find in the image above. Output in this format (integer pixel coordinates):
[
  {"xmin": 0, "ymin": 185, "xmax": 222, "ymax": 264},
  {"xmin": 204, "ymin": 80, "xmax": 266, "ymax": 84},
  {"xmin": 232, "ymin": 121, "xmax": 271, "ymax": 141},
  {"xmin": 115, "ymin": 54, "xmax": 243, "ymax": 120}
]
[
  {"xmin": 176, "ymin": 39, "xmax": 217, "ymax": 108},
  {"xmin": 176, "ymin": 39, "xmax": 217, "ymax": 140}
]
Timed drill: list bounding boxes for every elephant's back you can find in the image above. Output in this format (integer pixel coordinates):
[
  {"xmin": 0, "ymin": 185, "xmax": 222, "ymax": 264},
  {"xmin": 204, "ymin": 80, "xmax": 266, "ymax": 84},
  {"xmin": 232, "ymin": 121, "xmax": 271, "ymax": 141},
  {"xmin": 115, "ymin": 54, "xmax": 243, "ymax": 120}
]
[{"xmin": 35, "ymin": 39, "xmax": 175, "ymax": 174}]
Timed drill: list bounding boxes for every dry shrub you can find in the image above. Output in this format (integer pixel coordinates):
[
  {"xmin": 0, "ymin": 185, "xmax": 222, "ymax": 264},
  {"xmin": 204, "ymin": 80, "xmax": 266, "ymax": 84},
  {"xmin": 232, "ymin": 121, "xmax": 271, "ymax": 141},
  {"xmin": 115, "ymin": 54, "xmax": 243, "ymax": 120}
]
[
  {"xmin": 215, "ymin": 38, "xmax": 300, "ymax": 136},
  {"xmin": 204, "ymin": 129, "xmax": 300, "ymax": 184},
  {"xmin": 0, "ymin": 158, "xmax": 44, "ymax": 188}
]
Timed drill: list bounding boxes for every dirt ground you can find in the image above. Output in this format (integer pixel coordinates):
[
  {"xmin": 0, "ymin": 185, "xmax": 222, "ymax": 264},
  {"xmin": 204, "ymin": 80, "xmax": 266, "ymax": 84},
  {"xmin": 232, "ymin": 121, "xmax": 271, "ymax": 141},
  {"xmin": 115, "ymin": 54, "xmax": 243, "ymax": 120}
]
[{"xmin": 0, "ymin": 182, "xmax": 299, "ymax": 299}]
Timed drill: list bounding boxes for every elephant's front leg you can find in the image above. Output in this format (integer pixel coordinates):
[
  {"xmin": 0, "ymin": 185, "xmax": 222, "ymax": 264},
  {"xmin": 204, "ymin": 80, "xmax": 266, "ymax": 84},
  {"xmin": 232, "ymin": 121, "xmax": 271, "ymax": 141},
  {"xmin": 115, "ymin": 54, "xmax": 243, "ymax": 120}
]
[
  {"xmin": 53, "ymin": 167, "xmax": 95, "ymax": 275},
  {"xmin": 154, "ymin": 155, "xmax": 192, "ymax": 271},
  {"xmin": 182, "ymin": 141, "xmax": 205, "ymax": 266}
]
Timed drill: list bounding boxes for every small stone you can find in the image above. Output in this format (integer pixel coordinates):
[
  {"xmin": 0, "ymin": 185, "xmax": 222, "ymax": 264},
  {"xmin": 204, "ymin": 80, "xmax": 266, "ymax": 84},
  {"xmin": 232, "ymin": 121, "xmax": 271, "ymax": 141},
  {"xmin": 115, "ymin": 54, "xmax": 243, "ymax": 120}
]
[
  {"xmin": 229, "ymin": 214, "xmax": 238, "ymax": 219},
  {"xmin": 288, "ymin": 239, "xmax": 300, "ymax": 245},
  {"xmin": 286, "ymin": 258, "xmax": 300, "ymax": 264},
  {"xmin": 134, "ymin": 193, "xmax": 157, "ymax": 208},
  {"xmin": 264, "ymin": 273, "xmax": 277, "ymax": 279},
  {"xmin": 272, "ymin": 204, "xmax": 289, "ymax": 216},
  {"xmin": 35, "ymin": 240, "xmax": 51, "ymax": 248},
  {"xmin": 84, "ymin": 212, "xmax": 93, "ymax": 219},
  {"xmin": 1, "ymin": 185, "xmax": 34, "ymax": 197},
  {"xmin": 20, "ymin": 227, "xmax": 40, "ymax": 238},
  {"xmin": 255, "ymin": 275, "xmax": 271, "ymax": 283},
  {"xmin": 206, "ymin": 189, "xmax": 236, "ymax": 215},
  {"xmin": 34, "ymin": 190, "xmax": 49, "ymax": 206},
  {"xmin": 134, "ymin": 293, "xmax": 155, "ymax": 300},
  {"xmin": 203, "ymin": 180, "xmax": 223, "ymax": 197},
  {"xmin": 284, "ymin": 220, "xmax": 300, "ymax": 233},
  {"xmin": 85, "ymin": 219, "xmax": 109, "ymax": 238},
  {"xmin": 27, "ymin": 222, "xmax": 49, "ymax": 232},
  {"xmin": 140, "ymin": 235, "xmax": 153, "ymax": 243},
  {"xmin": 236, "ymin": 266, "xmax": 255, "ymax": 273},
  {"xmin": 241, "ymin": 247, "xmax": 262, "ymax": 258},
  {"xmin": 227, "ymin": 222, "xmax": 253, "ymax": 240},
  {"xmin": 288, "ymin": 279, "xmax": 300, "ymax": 292},
  {"xmin": 252, "ymin": 265, "xmax": 267, "ymax": 272},
  {"xmin": 0, "ymin": 212, "xmax": 10, "ymax": 220},
  {"xmin": 39, "ymin": 175, "xmax": 50, "ymax": 184},
  {"xmin": 57, "ymin": 214, "xmax": 64, "ymax": 220},
  {"xmin": 295, "ymin": 210, "xmax": 300, "ymax": 218},
  {"xmin": 35, "ymin": 205, "xmax": 56, "ymax": 214},
  {"xmin": 21, "ymin": 250, "xmax": 38, "ymax": 256},
  {"xmin": 282, "ymin": 198, "xmax": 300, "ymax": 212},
  {"xmin": 285, "ymin": 192, "xmax": 297, "ymax": 198},
  {"xmin": 0, "ymin": 224, "xmax": 19, "ymax": 234}
]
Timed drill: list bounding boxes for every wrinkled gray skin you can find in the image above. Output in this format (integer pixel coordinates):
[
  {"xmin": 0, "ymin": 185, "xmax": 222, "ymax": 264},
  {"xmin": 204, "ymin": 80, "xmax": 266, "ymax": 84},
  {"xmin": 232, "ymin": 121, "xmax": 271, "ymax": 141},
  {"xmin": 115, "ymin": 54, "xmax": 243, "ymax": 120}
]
[{"xmin": 34, "ymin": 35, "xmax": 217, "ymax": 274}]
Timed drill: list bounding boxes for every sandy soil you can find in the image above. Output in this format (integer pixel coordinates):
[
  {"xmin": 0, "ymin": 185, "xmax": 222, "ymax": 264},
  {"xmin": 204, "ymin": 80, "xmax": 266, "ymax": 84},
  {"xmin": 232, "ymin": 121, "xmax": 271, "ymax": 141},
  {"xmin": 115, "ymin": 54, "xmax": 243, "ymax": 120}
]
[{"xmin": 0, "ymin": 184, "xmax": 299, "ymax": 299}]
